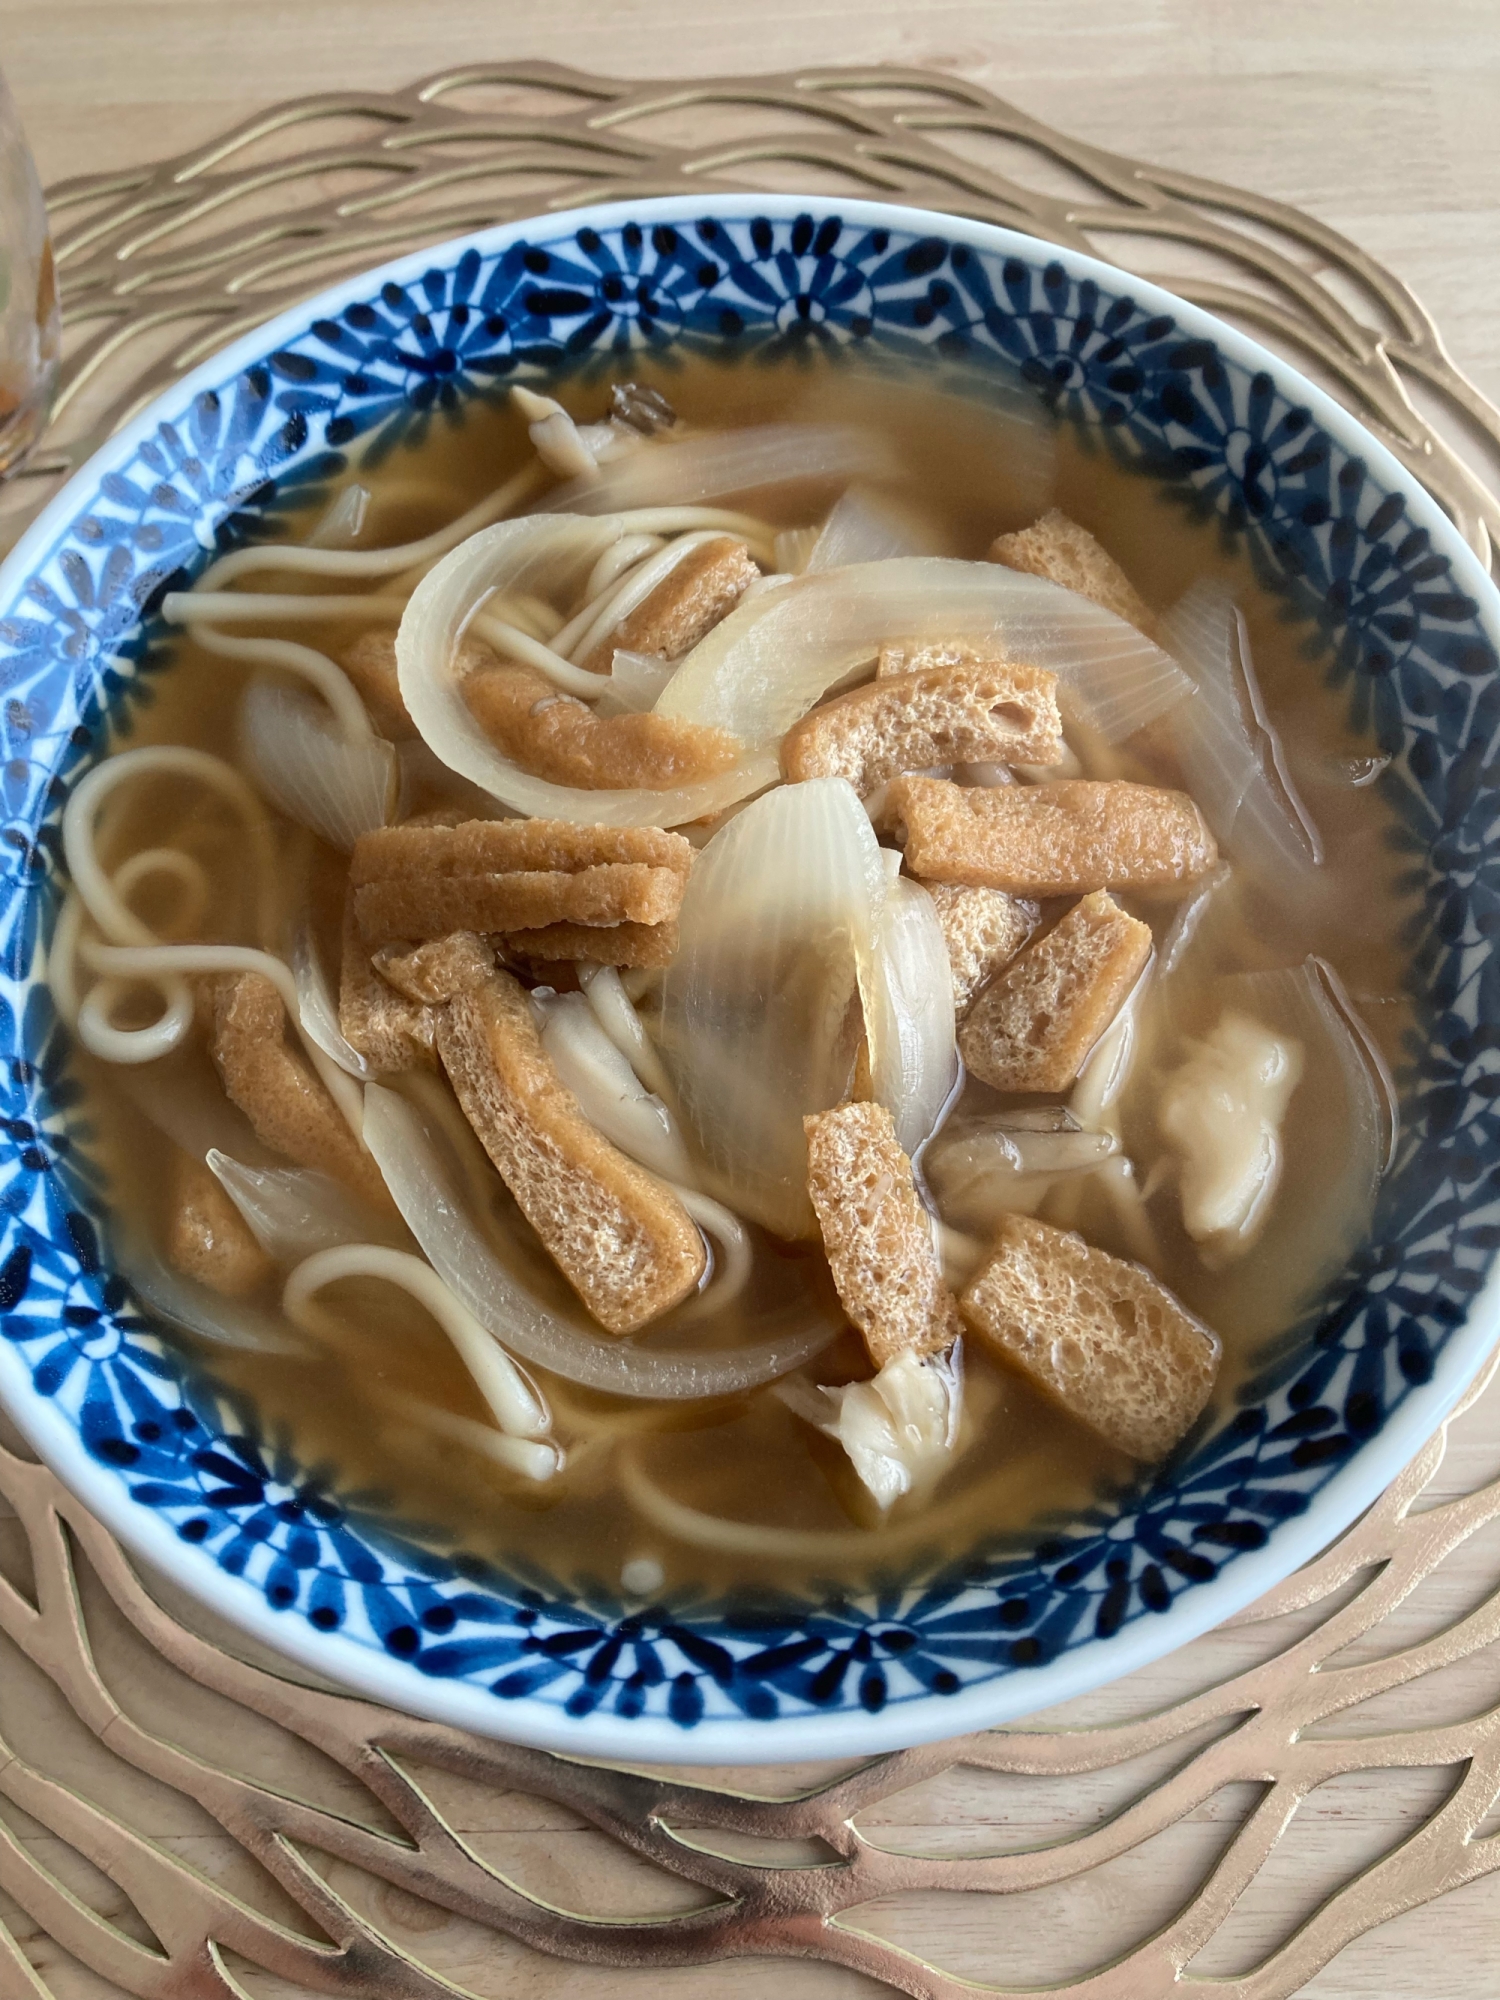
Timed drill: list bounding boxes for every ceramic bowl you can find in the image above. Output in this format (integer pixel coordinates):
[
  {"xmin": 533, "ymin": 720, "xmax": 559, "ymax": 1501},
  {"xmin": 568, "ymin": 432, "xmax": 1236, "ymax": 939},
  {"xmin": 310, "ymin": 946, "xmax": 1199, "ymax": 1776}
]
[{"xmin": 0, "ymin": 195, "xmax": 1496, "ymax": 1763}]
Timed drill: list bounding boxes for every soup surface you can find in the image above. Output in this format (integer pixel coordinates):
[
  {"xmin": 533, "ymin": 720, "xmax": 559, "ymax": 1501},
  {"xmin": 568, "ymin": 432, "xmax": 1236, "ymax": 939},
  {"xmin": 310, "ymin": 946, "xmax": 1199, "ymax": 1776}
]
[{"xmin": 60, "ymin": 350, "xmax": 1407, "ymax": 1600}]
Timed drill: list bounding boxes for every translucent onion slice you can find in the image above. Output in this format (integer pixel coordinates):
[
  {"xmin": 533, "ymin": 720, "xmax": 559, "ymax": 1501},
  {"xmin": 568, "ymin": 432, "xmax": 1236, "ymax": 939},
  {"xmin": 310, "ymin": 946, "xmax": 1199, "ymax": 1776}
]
[
  {"xmin": 291, "ymin": 922, "xmax": 369, "ymax": 1080},
  {"xmin": 1160, "ymin": 581, "xmax": 1323, "ymax": 885},
  {"xmin": 805, "ymin": 486, "xmax": 929, "ymax": 571},
  {"xmin": 578, "ymin": 963, "xmax": 672, "ymax": 1097},
  {"xmin": 544, "ymin": 424, "xmax": 893, "ymax": 516},
  {"xmin": 656, "ymin": 559, "xmax": 1194, "ymax": 750},
  {"xmin": 308, "ymin": 482, "xmax": 371, "ymax": 549},
  {"xmin": 656, "ymin": 778, "xmax": 887, "ymax": 1237},
  {"xmin": 207, "ymin": 1151, "xmax": 402, "ymax": 1264},
  {"xmin": 867, "ymin": 856, "xmax": 958, "ymax": 1157},
  {"xmin": 534, "ymin": 990, "xmax": 695, "ymax": 1184},
  {"xmin": 397, "ymin": 512, "xmax": 776, "ymax": 827},
  {"xmin": 592, "ymin": 649, "xmax": 675, "ymax": 716},
  {"xmin": 777, "ymin": 1346, "xmax": 962, "ymax": 1512},
  {"xmin": 363, "ymin": 1085, "xmax": 838, "ymax": 1400},
  {"xmin": 119, "ymin": 1241, "xmax": 311, "ymax": 1357},
  {"xmin": 239, "ymin": 680, "xmax": 398, "ymax": 852}
]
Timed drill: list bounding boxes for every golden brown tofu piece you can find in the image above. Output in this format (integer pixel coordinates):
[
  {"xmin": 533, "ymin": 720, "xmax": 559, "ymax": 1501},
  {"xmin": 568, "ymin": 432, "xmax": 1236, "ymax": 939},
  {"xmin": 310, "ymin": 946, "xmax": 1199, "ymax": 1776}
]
[
  {"xmin": 889, "ymin": 775, "xmax": 1217, "ymax": 897},
  {"xmin": 463, "ymin": 660, "xmax": 739, "ymax": 791},
  {"xmin": 205, "ymin": 973, "xmax": 388, "ymax": 1208},
  {"xmin": 349, "ymin": 818, "xmax": 692, "ymax": 950},
  {"xmin": 389, "ymin": 934, "xmax": 706, "ymax": 1334},
  {"xmin": 922, "ymin": 883, "xmax": 1040, "ymax": 1016},
  {"xmin": 988, "ymin": 509, "xmax": 1157, "ymax": 638},
  {"xmin": 959, "ymin": 891, "xmax": 1152, "ymax": 1093},
  {"xmin": 166, "ymin": 1150, "xmax": 272, "ymax": 1298},
  {"xmin": 338, "ymin": 898, "xmax": 438, "ymax": 1075},
  {"xmin": 959, "ymin": 1214, "xmax": 1219, "ymax": 1461},
  {"xmin": 339, "ymin": 629, "xmax": 414, "ymax": 740},
  {"xmin": 781, "ymin": 660, "xmax": 1064, "ymax": 794},
  {"xmin": 804, "ymin": 1100, "xmax": 962, "ymax": 1369},
  {"xmin": 578, "ymin": 536, "xmax": 760, "ymax": 673}
]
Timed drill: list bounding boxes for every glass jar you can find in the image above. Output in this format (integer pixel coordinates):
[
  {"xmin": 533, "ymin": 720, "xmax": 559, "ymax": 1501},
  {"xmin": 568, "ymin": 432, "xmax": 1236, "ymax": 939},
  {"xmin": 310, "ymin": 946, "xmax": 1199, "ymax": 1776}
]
[{"xmin": 0, "ymin": 68, "xmax": 58, "ymax": 480}]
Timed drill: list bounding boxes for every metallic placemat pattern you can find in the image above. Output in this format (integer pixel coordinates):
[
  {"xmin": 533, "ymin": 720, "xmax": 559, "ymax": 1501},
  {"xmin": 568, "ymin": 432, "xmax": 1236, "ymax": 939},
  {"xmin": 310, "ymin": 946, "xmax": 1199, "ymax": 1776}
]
[{"xmin": 2, "ymin": 60, "xmax": 1499, "ymax": 1999}]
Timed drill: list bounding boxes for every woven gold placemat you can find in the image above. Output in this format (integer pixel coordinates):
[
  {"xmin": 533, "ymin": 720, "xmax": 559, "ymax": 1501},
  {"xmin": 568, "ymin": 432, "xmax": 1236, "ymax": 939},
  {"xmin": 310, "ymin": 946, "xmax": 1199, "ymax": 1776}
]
[{"xmin": 3, "ymin": 62, "xmax": 1500, "ymax": 1999}]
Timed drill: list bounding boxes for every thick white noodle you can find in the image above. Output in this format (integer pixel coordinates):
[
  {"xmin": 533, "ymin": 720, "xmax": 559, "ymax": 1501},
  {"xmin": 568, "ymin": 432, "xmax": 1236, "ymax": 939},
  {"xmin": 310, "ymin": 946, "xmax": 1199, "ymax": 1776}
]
[
  {"xmin": 62, "ymin": 747, "xmax": 279, "ymax": 950},
  {"xmin": 283, "ymin": 1243, "xmax": 553, "ymax": 1446},
  {"xmin": 163, "ymin": 591, "xmax": 410, "ymax": 626},
  {"xmin": 188, "ymin": 626, "xmax": 372, "ymax": 740},
  {"xmin": 194, "ymin": 460, "xmax": 546, "ymax": 591}
]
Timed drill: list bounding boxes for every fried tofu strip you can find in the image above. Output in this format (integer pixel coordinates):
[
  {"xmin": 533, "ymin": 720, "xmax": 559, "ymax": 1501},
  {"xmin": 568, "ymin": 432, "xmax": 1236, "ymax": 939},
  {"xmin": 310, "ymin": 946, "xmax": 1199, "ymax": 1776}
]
[
  {"xmin": 922, "ymin": 883, "xmax": 1039, "ymax": 1015},
  {"xmin": 380, "ymin": 933, "xmax": 706, "ymax": 1334},
  {"xmin": 888, "ymin": 775, "xmax": 1217, "ymax": 897},
  {"xmin": 959, "ymin": 1214, "xmax": 1219, "ymax": 1461},
  {"xmin": 959, "ymin": 891, "xmax": 1152, "ymax": 1092},
  {"xmin": 166, "ymin": 1149, "xmax": 272, "ymax": 1297},
  {"xmin": 205, "ymin": 972, "xmax": 388, "ymax": 1207},
  {"xmin": 349, "ymin": 818, "xmax": 692, "ymax": 952},
  {"xmin": 463, "ymin": 660, "xmax": 740, "ymax": 790},
  {"xmin": 805, "ymin": 1100, "xmax": 961, "ymax": 1369},
  {"xmin": 988, "ymin": 509, "xmax": 1157, "ymax": 638},
  {"xmin": 339, "ymin": 629, "xmax": 414, "ymax": 740},
  {"xmin": 338, "ymin": 898, "xmax": 438, "ymax": 1075},
  {"xmin": 578, "ymin": 536, "xmax": 760, "ymax": 673},
  {"xmin": 781, "ymin": 660, "xmax": 1064, "ymax": 794}
]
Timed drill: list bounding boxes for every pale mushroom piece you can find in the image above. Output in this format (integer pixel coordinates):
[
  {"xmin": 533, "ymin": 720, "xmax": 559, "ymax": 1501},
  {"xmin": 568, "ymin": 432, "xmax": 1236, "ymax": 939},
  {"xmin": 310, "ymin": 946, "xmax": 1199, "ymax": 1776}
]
[
  {"xmin": 380, "ymin": 932, "xmax": 706, "ymax": 1335},
  {"xmin": 1158, "ymin": 1008, "xmax": 1304, "ymax": 1266}
]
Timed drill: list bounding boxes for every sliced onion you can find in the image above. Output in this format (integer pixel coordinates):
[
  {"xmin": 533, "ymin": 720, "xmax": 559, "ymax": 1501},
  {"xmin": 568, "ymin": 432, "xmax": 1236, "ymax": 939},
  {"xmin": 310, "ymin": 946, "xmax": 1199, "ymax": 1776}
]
[
  {"xmin": 207, "ymin": 1151, "xmax": 402, "ymax": 1264},
  {"xmin": 118, "ymin": 1241, "xmax": 311, "ymax": 1357},
  {"xmin": 308, "ymin": 482, "xmax": 371, "ymax": 549},
  {"xmin": 1160, "ymin": 581, "xmax": 1323, "ymax": 885},
  {"xmin": 545, "ymin": 424, "xmax": 893, "ymax": 516},
  {"xmin": 533, "ymin": 990, "xmax": 695, "ymax": 1184},
  {"xmin": 239, "ymin": 679, "xmax": 398, "ymax": 851},
  {"xmin": 292, "ymin": 921, "xmax": 370, "ymax": 1080},
  {"xmin": 578, "ymin": 963, "xmax": 672, "ymax": 1097},
  {"xmin": 656, "ymin": 777, "xmax": 886, "ymax": 1237},
  {"xmin": 656, "ymin": 559, "xmax": 1194, "ymax": 751},
  {"xmin": 397, "ymin": 512, "xmax": 776, "ymax": 826},
  {"xmin": 806, "ymin": 486, "xmax": 929, "ymax": 571},
  {"xmin": 593, "ymin": 650, "xmax": 675, "ymax": 716},
  {"xmin": 362, "ymin": 1085, "xmax": 839, "ymax": 1399},
  {"xmin": 867, "ymin": 855, "xmax": 958, "ymax": 1158}
]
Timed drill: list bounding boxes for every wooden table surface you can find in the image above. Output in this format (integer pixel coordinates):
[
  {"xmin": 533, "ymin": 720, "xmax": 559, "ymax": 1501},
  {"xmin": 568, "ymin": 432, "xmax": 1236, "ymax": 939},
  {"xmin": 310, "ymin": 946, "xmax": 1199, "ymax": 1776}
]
[{"xmin": 1, "ymin": 3, "xmax": 1499, "ymax": 1996}]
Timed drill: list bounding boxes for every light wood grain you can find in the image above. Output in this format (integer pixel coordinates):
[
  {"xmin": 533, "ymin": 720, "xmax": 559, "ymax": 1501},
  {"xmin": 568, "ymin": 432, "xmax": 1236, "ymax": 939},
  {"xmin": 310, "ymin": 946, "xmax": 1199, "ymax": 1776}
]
[{"xmin": 0, "ymin": 4, "xmax": 1497, "ymax": 1994}]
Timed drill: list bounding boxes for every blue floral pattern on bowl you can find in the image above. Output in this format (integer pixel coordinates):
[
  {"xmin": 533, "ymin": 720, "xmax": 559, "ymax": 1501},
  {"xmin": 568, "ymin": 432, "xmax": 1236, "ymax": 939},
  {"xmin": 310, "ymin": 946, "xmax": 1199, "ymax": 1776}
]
[{"xmin": 0, "ymin": 196, "xmax": 1496, "ymax": 1759}]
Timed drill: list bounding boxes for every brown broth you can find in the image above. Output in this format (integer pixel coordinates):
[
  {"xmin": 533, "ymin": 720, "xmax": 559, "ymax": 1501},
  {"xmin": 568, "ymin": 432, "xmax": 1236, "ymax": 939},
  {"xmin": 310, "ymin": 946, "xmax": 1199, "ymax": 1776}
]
[{"xmin": 72, "ymin": 349, "xmax": 1415, "ymax": 1599}]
